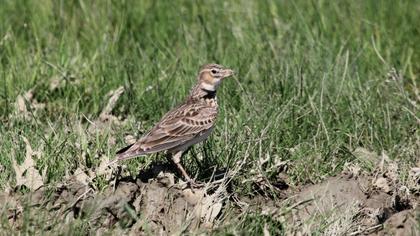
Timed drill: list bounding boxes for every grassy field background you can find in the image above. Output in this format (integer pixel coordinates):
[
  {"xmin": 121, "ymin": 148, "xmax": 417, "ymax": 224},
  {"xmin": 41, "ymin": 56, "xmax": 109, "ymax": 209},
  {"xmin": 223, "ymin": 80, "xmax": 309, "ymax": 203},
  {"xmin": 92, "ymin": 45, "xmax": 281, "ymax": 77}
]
[{"xmin": 0, "ymin": 0, "xmax": 419, "ymax": 234}]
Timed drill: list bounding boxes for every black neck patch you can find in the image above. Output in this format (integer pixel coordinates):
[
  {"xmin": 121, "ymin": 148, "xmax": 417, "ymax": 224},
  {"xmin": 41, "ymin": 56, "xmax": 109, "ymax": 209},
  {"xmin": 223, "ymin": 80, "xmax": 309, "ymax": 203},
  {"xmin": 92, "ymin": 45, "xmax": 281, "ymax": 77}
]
[{"xmin": 201, "ymin": 88, "xmax": 217, "ymax": 99}]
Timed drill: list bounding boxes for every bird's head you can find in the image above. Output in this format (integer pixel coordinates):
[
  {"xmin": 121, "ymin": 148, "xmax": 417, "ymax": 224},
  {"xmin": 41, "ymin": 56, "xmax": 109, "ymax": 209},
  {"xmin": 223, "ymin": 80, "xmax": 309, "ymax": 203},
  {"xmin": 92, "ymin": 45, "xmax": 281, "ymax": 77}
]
[{"xmin": 197, "ymin": 64, "xmax": 234, "ymax": 92}]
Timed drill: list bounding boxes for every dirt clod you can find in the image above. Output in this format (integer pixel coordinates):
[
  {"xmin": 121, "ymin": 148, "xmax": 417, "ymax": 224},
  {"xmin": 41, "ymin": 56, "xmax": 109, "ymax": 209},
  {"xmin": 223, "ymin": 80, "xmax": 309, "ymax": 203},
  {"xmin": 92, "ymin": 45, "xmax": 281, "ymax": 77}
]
[
  {"xmin": 379, "ymin": 209, "xmax": 419, "ymax": 236},
  {"xmin": 289, "ymin": 170, "xmax": 419, "ymax": 235},
  {"xmin": 2, "ymin": 170, "xmax": 230, "ymax": 234}
]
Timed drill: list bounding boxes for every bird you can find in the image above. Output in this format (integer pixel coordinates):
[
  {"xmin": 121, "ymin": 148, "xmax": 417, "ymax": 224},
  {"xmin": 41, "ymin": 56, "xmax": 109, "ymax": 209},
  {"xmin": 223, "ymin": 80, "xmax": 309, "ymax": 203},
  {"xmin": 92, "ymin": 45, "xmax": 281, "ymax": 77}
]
[{"xmin": 115, "ymin": 63, "xmax": 234, "ymax": 182}]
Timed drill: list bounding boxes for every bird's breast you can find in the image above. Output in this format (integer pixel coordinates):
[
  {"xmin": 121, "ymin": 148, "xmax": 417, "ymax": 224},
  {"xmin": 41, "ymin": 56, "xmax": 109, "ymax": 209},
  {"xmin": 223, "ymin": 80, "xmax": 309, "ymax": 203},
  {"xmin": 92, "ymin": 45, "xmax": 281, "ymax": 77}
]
[{"xmin": 204, "ymin": 97, "xmax": 218, "ymax": 108}]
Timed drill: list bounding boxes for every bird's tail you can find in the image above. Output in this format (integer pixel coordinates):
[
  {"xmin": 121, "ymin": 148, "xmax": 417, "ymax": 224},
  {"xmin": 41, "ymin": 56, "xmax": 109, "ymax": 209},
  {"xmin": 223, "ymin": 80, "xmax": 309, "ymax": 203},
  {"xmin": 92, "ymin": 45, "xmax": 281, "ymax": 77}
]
[
  {"xmin": 115, "ymin": 143, "xmax": 135, "ymax": 158},
  {"xmin": 114, "ymin": 143, "xmax": 145, "ymax": 161},
  {"xmin": 107, "ymin": 144, "xmax": 143, "ymax": 167}
]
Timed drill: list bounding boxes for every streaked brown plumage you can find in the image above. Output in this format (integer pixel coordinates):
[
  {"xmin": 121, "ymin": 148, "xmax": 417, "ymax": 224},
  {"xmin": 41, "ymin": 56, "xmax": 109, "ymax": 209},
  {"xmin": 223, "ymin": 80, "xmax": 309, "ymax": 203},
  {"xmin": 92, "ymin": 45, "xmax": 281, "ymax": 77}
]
[{"xmin": 116, "ymin": 64, "xmax": 234, "ymax": 181}]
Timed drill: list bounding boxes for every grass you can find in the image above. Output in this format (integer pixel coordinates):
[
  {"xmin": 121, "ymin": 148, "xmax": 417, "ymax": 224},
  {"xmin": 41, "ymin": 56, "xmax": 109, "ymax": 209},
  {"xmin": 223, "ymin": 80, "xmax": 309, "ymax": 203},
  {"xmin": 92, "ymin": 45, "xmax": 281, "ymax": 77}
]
[{"xmin": 0, "ymin": 0, "xmax": 419, "ymax": 234}]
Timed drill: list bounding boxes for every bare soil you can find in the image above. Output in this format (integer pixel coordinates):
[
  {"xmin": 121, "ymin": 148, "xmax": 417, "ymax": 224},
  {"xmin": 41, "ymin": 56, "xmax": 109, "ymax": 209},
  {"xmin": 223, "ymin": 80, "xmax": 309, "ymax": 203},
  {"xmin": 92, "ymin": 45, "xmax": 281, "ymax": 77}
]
[
  {"xmin": 290, "ymin": 174, "xmax": 418, "ymax": 235},
  {"xmin": 1, "ymin": 163, "xmax": 419, "ymax": 235}
]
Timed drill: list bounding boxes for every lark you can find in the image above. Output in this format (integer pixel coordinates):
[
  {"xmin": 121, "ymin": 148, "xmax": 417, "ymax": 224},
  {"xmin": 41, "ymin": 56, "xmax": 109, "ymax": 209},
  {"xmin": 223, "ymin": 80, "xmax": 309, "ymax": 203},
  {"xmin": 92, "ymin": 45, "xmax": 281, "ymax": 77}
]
[{"xmin": 116, "ymin": 64, "xmax": 234, "ymax": 182}]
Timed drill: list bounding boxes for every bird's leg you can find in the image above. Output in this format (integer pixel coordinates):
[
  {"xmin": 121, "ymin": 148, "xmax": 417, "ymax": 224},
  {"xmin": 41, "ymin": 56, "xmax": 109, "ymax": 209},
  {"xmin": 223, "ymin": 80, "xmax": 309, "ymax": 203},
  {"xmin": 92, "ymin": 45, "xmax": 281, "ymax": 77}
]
[
  {"xmin": 171, "ymin": 151, "xmax": 193, "ymax": 182},
  {"xmin": 167, "ymin": 151, "xmax": 204, "ymax": 188}
]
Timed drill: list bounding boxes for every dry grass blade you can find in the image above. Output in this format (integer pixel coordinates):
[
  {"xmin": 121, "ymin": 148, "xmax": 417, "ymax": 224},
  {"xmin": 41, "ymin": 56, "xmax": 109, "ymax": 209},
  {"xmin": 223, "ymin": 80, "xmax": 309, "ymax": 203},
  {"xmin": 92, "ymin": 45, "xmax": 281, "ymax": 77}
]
[{"xmin": 99, "ymin": 86, "xmax": 125, "ymax": 120}]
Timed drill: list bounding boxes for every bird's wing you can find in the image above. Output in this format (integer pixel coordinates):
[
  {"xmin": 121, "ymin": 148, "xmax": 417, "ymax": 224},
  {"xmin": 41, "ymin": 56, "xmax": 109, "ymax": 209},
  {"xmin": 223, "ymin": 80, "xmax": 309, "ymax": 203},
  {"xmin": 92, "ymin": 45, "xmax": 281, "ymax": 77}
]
[{"xmin": 116, "ymin": 102, "xmax": 217, "ymax": 160}]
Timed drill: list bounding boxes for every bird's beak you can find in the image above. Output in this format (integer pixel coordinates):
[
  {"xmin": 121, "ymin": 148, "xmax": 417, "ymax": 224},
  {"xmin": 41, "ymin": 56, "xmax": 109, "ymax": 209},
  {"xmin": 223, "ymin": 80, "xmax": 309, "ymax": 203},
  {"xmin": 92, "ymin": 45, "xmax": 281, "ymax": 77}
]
[{"xmin": 222, "ymin": 68, "xmax": 235, "ymax": 78}]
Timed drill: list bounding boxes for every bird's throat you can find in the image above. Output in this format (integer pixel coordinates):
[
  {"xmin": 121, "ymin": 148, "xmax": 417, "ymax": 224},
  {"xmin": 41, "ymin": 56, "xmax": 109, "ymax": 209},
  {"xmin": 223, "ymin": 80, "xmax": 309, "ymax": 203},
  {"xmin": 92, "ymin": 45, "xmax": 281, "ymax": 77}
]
[
  {"xmin": 189, "ymin": 82, "xmax": 218, "ymax": 100},
  {"xmin": 201, "ymin": 81, "xmax": 218, "ymax": 92}
]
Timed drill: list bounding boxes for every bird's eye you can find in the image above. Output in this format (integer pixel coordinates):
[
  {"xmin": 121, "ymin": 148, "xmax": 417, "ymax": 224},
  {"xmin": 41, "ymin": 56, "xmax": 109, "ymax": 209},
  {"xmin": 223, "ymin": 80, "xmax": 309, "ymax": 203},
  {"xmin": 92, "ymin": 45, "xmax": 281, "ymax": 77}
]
[{"xmin": 211, "ymin": 69, "xmax": 217, "ymax": 74}]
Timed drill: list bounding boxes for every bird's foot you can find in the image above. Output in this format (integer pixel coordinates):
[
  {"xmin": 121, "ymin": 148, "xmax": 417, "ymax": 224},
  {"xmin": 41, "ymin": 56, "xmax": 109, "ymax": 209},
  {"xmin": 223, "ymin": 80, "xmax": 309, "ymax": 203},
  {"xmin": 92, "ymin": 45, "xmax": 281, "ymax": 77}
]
[
  {"xmin": 179, "ymin": 178, "xmax": 205, "ymax": 190},
  {"xmin": 187, "ymin": 179, "xmax": 205, "ymax": 189}
]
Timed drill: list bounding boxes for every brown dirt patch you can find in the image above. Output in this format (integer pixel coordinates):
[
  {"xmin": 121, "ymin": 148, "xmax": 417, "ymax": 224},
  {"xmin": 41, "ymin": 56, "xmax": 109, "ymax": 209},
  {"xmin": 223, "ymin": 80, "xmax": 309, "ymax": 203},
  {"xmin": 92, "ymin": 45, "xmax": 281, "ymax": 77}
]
[
  {"xmin": 1, "ymin": 152, "xmax": 419, "ymax": 234},
  {"xmin": 1, "ymin": 169, "xmax": 230, "ymax": 235},
  {"xmin": 287, "ymin": 172, "xmax": 419, "ymax": 235}
]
